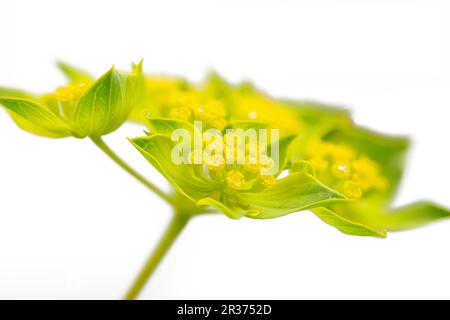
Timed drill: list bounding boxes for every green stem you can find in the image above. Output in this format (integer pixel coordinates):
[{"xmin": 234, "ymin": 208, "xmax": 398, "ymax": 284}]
[
  {"xmin": 91, "ymin": 137, "xmax": 173, "ymax": 205},
  {"xmin": 124, "ymin": 212, "xmax": 190, "ymax": 300}
]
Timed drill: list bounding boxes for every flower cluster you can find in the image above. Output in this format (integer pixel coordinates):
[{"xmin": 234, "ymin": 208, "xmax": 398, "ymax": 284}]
[
  {"xmin": 1, "ymin": 61, "xmax": 449, "ymax": 237},
  {"xmin": 301, "ymin": 140, "xmax": 388, "ymax": 199},
  {"xmin": 131, "ymin": 73, "xmax": 304, "ymax": 136},
  {"xmin": 190, "ymin": 137, "xmax": 279, "ymax": 190}
]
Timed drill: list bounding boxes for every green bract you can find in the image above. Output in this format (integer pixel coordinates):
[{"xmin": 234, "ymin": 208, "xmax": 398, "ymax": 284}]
[{"xmin": 0, "ymin": 62, "xmax": 144, "ymax": 139}]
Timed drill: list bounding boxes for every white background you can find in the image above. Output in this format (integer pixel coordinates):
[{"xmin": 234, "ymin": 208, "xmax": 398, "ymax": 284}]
[{"xmin": 0, "ymin": 0, "xmax": 449, "ymax": 299}]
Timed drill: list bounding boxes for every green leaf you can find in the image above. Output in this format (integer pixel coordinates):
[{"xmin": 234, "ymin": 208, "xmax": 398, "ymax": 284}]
[
  {"xmin": 236, "ymin": 172, "xmax": 347, "ymax": 219},
  {"xmin": 378, "ymin": 201, "xmax": 450, "ymax": 231},
  {"xmin": 57, "ymin": 61, "xmax": 94, "ymax": 84},
  {"xmin": 130, "ymin": 134, "xmax": 214, "ymax": 202},
  {"xmin": 74, "ymin": 66, "xmax": 126, "ymax": 138},
  {"xmin": 0, "ymin": 97, "xmax": 71, "ymax": 138},
  {"xmin": 312, "ymin": 207, "xmax": 386, "ymax": 237}
]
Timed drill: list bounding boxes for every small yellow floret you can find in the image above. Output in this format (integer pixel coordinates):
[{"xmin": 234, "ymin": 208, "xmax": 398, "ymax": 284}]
[
  {"xmin": 195, "ymin": 106, "xmax": 212, "ymax": 121},
  {"xmin": 310, "ymin": 157, "xmax": 329, "ymax": 172},
  {"xmin": 343, "ymin": 180, "xmax": 363, "ymax": 199},
  {"xmin": 226, "ymin": 170, "xmax": 246, "ymax": 190},
  {"xmin": 167, "ymin": 91, "xmax": 198, "ymax": 110},
  {"xmin": 146, "ymin": 77, "xmax": 184, "ymax": 91},
  {"xmin": 331, "ymin": 162, "xmax": 351, "ymax": 179},
  {"xmin": 305, "ymin": 141, "xmax": 356, "ymax": 162},
  {"xmin": 205, "ymin": 156, "xmax": 225, "ymax": 172},
  {"xmin": 55, "ymin": 83, "xmax": 87, "ymax": 102},
  {"xmin": 194, "ymin": 98, "xmax": 226, "ymax": 121},
  {"xmin": 260, "ymin": 174, "xmax": 277, "ymax": 187},
  {"xmin": 259, "ymin": 155, "xmax": 275, "ymax": 169},
  {"xmin": 204, "ymin": 99, "xmax": 227, "ymax": 117},
  {"xmin": 208, "ymin": 117, "xmax": 228, "ymax": 130},
  {"xmin": 245, "ymin": 141, "xmax": 261, "ymax": 158},
  {"xmin": 244, "ymin": 156, "xmax": 261, "ymax": 173},
  {"xmin": 327, "ymin": 144, "xmax": 356, "ymax": 161},
  {"xmin": 169, "ymin": 106, "xmax": 192, "ymax": 120},
  {"xmin": 351, "ymin": 157, "xmax": 381, "ymax": 191},
  {"xmin": 223, "ymin": 133, "xmax": 245, "ymax": 162}
]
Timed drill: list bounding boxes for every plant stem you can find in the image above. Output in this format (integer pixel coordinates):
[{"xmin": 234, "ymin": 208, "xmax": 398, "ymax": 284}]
[
  {"xmin": 124, "ymin": 212, "xmax": 190, "ymax": 300},
  {"xmin": 91, "ymin": 137, "xmax": 173, "ymax": 205}
]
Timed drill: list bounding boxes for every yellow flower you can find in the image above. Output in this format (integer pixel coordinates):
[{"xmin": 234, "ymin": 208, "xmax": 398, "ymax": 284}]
[
  {"xmin": 208, "ymin": 117, "xmax": 228, "ymax": 130},
  {"xmin": 331, "ymin": 162, "xmax": 351, "ymax": 179},
  {"xmin": 260, "ymin": 174, "xmax": 277, "ymax": 187},
  {"xmin": 244, "ymin": 157, "xmax": 262, "ymax": 174},
  {"xmin": 310, "ymin": 157, "xmax": 329, "ymax": 172},
  {"xmin": 343, "ymin": 180, "xmax": 363, "ymax": 199},
  {"xmin": 233, "ymin": 93, "xmax": 303, "ymax": 135},
  {"xmin": 169, "ymin": 106, "xmax": 192, "ymax": 121},
  {"xmin": 226, "ymin": 170, "xmax": 246, "ymax": 190},
  {"xmin": 303, "ymin": 140, "xmax": 388, "ymax": 199},
  {"xmin": 205, "ymin": 156, "xmax": 225, "ymax": 172},
  {"xmin": 55, "ymin": 83, "xmax": 88, "ymax": 102}
]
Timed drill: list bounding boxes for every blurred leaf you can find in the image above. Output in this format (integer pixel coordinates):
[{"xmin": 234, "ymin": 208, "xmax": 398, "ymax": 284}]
[
  {"xmin": 57, "ymin": 61, "xmax": 94, "ymax": 84},
  {"xmin": 379, "ymin": 201, "xmax": 450, "ymax": 231},
  {"xmin": 312, "ymin": 207, "xmax": 386, "ymax": 237},
  {"xmin": 123, "ymin": 60, "xmax": 145, "ymax": 114},
  {"xmin": 0, "ymin": 97, "xmax": 70, "ymax": 138},
  {"xmin": 281, "ymin": 99, "xmax": 352, "ymax": 137},
  {"xmin": 314, "ymin": 200, "xmax": 450, "ymax": 237},
  {"xmin": 0, "ymin": 87, "xmax": 35, "ymax": 100}
]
